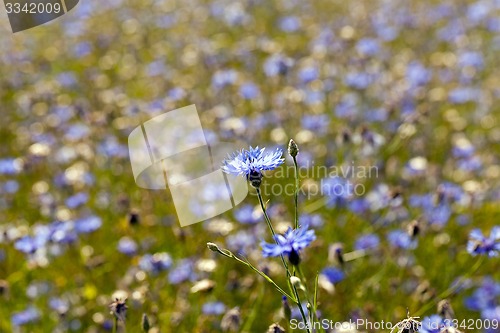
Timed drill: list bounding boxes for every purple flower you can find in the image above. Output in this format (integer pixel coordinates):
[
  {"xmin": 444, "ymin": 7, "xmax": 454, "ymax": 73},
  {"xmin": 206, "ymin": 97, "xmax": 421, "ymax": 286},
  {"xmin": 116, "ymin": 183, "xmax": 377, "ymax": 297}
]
[
  {"xmin": 261, "ymin": 224, "xmax": 316, "ymax": 264},
  {"xmin": 467, "ymin": 227, "xmax": 500, "ymax": 257}
]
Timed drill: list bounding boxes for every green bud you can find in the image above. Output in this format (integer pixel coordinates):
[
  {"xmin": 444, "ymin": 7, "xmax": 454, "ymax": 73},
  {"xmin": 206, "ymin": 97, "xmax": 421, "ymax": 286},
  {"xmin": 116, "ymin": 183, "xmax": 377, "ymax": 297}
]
[
  {"xmin": 207, "ymin": 242, "xmax": 220, "ymax": 252},
  {"xmin": 141, "ymin": 313, "xmax": 150, "ymax": 332},
  {"xmin": 288, "ymin": 139, "xmax": 299, "ymax": 157}
]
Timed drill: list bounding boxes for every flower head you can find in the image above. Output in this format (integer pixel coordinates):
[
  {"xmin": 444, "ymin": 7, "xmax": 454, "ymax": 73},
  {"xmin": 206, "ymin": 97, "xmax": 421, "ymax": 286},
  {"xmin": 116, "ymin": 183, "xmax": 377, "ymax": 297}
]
[
  {"xmin": 222, "ymin": 146, "xmax": 284, "ymax": 187},
  {"xmin": 467, "ymin": 227, "xmax": 500, "ymax": 257},
  {"xmin": 261, "ymin": 224, "xmax": 316, "ymax": 265}
]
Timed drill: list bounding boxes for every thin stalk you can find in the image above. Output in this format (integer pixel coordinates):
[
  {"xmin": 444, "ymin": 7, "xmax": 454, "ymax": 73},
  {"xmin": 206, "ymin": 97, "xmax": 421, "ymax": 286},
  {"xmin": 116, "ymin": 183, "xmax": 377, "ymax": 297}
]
[
  {"xmin": 293, "ymin": 156, "xmax": 299, "ymax": 229},
  {"xmin": 256, "ymin": 188, "xmax": 291, "ymax": 276}
]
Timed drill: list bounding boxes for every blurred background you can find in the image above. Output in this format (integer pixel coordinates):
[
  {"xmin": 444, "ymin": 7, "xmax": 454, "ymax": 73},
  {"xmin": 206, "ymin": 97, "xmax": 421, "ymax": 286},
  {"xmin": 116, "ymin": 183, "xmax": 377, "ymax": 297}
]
[{"xmin": 0, "ymin": 0, "xmax": 499, "ymax": 332}]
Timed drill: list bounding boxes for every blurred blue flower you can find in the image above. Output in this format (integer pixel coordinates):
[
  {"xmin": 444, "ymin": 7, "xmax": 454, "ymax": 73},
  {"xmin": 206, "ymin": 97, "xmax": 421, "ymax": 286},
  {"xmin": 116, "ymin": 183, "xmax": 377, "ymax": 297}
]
[
  {"xmin": 202, "ymin": 301, "xmax": 226, "ymax": 315},
  {"xmin": 263, "ymin": 54, "xmax": 293, "ymax": 77},
  {"xmin": 261, "ymin": 223, "xmax": 316, "ymax": 260},
  {"xmin": 321, "ymin": 267, "xmax": 345, "ymax": 284},
  {"xmin": 419, "ymin": 315, "xmax": 443, "ymax": 333},
  {"xmin": 299, "ymin": 213, "xmax": 324, "ymax": 228},
  {"xmin": 345, "ymin": 71, "xmax": 373, "ymax": 89},
  {"xmin": 321, "ymin": 177, "xmax": 353, "ymax": 208},
  {"xmin": 465, "ymin": 277, "xmax": 500, "ymax": 311},
  {"xmin": 74, "ymin": 215, "xmax": 102, "ymax": 234},
  {"xmin": 0, "ymin": 158, "xmax": 22, "ymax": 175},
  {"xmin": 212, "ymin": 69, "xmax": 237, "ymax": 90},
  {"xmin": 49, "ymin": 297, "xmax": 70, "ymax": 314},
  {"xmin": 14, "ymin": 236, "xmax": 45, "ymax": 254},
  {"xmin": 354, "ymin": 234, "xmax": 380, "ymax": 251},
  {"xmin": 239, "ymin": 82, "xmax": 260, "ymax": 100},
  {"xmin": 168, "ymin": 259, "xmax": 196, "ymax": 284},
  {"xmin": 387, "ymin": 230, "xmax": 417, "ymax": 250},
  {"xmin": 406, "ymin": 61, "xmax": 431, "ymax": 87},
  {"xmin": 11, "ymin": 307, "xmax": 40, "ymax": 326},
  {"xmin": 356, "ymin": 38, "xmax": 380, "ymax": 56},
  {"xmin": 279, "ymin": 16, "xmax": 301, "ymax": 32},
  {"xmin": 233, "ymin": 204, "xmax": 262, "ymax": 224},
  {"xmin": 117, "ymin": 237, "xmax": 138, "ymax": 256},
  {"xmin": 301, "ymin": 114, "xmax": 330, "ymax": 134},
  {"xmin": 467, "ymin": 227, "xmax": 500, "ymax": 257},
  {"xmin": 65, "ymin": 192, "xmax": 89, "ymax": 209},
  {"xmin": 298, "ymin": 66, "xmax": 319, "ymax": 83},
  {"xmin": 226, "ymin": 231, "xmax": 256, "ymax": 254},
  {"xmin": 139, "ymin": 252, "xmax": 172, "ymax": 274}
]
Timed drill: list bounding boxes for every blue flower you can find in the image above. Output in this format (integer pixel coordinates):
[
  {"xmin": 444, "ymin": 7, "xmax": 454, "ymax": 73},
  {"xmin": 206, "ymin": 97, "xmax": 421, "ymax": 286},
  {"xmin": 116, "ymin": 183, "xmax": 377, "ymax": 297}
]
[
  {"xmin": 74, "ymin": 215, "xmax": 102, "ymax": 234},
  {"xmin": 222, "ymin": 146, "xmax": 284, "ymax": 187},
  {"xmin": 233, "ymin": 204, "xmax": 262, "ymax": 224},
  {"xmin": 355, "ymin": 234, "xmax": 380, "ymax": 251},
  {"xmin": 467, "ymin": 227, "xmax": 500, "ymax": 257},
  {"xmin": 117, "ymin": 237, "xmax": 138, "ymax": 256},
  {"xmin": 419, "ymin": 315, "xmax": 443, "ymax": 333},
  {"xmin": 11, "ymin": 307, "xmax": 40, "ymax": 326},
  {"xmin": 139, "ymin": 253, "xmax": 172, "ymax": 274},
  {"xmin": 261, "ymin": 224, "xmax": 316, "ymax": 265},
  {"xmin": 202, "ymin": 301, "xmax": 226, "ymax": 315},
  {"xmin": 321, "ymin": 267, "xmax": 345, "ymax": 284},
  {"xmin": 387, "ymin": 230, "xmax": 417, "ymax": 250}
]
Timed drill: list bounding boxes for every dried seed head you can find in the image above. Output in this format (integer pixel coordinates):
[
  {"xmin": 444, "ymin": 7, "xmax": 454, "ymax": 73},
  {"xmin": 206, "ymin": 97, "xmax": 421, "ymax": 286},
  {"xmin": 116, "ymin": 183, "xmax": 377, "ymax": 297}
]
[
  {"xmin": 267, "ymin": 323, "xmax": 286, "ymax": 333},
  {"xmin": 221, "ymin": 307, "xmax": 241, "ymax": 332},
  {"xmin": 407, "ymin": 220, "xmax": 420, "ymax": 238},
  {"xmin": 109, "ymin": 298, "xmax": 128, "ymax": 323},
  {"xmin": 437, "ymin": 299, "xmax": 455, "ymax": 320}
]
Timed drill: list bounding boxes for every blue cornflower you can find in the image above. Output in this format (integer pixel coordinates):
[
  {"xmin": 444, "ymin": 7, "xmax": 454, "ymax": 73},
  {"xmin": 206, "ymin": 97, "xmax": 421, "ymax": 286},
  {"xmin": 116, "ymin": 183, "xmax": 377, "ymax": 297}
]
[
  {"xmin": 222, "ymin": 146, "xmax": 284, "ymax": 188},
  {"xmin": 261, "ymin": 224, "xmax": 316, "ymax": 265},
  {"xmin": 419, "ymin": 315, "xmax": 443, "ymax": 333},
  {"xmin": 467, "ymin": 227, "xmax": 500, "ymax": 257},
  {"xmin": 139, "ymin": 252, "xmax": 172, "ymax": 274},
  {"xmin": 202, "ymin": 301, "xmax": 226, "ymax": 315},
  {"xmin": 117, "ymin": 237, "xmax": 138, "ymax": 256},
  {"xmin": 354, "ymin": 233, "xmax": 380, "ymax": 251},
  {"xmin": 387, "ymin": 230, "xmax": 417, "ymax": 250},
  {"xmin": 321, "ymin": 267, "xmax": 345, "ymax": 284},
  {"xmin": 11, "ymin": 307, "xmax": 40, "ymax": 326}
]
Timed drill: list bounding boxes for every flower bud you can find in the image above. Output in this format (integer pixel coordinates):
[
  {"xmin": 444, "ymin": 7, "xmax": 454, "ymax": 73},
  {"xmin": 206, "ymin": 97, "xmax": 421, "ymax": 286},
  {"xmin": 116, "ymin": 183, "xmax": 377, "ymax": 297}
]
[
  {"xmin": 141, "ymin": 313, "xmax": 150, "ymax": 332},
  {"xmin": 288, "ymin": 139, "xmax": 299, "ymax": 157},
  {"xmin": 207, "ymin": 242, "xmax": 220, "ymax": 252}
]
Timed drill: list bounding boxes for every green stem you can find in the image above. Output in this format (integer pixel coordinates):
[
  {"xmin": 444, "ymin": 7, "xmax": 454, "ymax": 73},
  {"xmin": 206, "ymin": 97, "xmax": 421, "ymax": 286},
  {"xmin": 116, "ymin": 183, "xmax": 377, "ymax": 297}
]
[
  {"xmin": 214, "ymin": 246, "xmax": 297, "ymax": 302},
  {"xmin": 292, "ymin": 285, "xmax": 311, "ymax": 333},
  {"xmin": 256, "ymin": 188, "xmax": 291, "ymax": 277},
  {"xmin": 293, "ymin": 156, "xmax": 299, "ymax": 229},
  {"xmin": 256, "ymin": 188, "xmax": 310, "ymax": 330}
]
